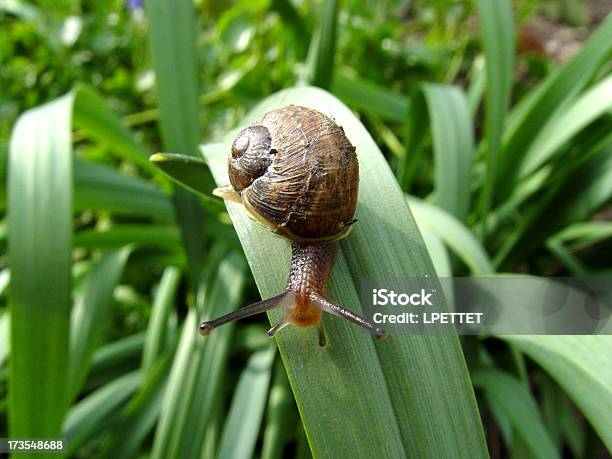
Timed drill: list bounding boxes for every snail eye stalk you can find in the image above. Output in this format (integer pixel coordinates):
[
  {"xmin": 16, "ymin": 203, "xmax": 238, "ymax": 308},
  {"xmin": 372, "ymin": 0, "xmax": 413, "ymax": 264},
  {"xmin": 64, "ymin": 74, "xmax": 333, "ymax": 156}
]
[{"xmin": 199, "ymin": 291, "xmax": 291, "ymax": 336}]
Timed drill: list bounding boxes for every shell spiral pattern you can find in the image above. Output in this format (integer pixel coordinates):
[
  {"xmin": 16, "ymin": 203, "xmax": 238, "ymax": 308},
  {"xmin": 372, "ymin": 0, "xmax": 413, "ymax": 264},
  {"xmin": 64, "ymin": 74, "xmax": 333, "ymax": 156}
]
[{"xmin": 228, "ymin": 105, "xmax": 359, "ymax": 242}]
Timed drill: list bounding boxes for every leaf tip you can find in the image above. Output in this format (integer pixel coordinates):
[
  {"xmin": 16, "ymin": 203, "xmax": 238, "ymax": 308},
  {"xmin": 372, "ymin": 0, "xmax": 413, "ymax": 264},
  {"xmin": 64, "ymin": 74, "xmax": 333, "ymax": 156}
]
[{"xmin": 149, "ymin": 153, "xmax": 168, "ymax": 163}]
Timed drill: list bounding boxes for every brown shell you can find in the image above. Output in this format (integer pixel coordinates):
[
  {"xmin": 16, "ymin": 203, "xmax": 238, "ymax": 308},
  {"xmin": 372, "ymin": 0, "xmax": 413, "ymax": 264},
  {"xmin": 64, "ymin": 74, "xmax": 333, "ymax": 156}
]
[{"xmin": 229, "ymin": 105, "xmax": 358, "ymax": 242}]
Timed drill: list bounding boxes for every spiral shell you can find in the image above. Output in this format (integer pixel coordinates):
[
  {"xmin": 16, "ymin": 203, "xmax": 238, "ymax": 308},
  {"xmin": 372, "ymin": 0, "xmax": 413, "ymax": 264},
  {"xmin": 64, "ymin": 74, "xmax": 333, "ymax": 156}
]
[{"xmin": 227, "ymin": 105, "xmax": 358, "ymax": 242}]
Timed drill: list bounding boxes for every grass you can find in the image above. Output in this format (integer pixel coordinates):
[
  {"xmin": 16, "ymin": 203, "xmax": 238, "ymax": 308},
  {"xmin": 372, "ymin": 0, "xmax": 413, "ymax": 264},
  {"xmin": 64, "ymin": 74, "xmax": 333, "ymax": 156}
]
[{"xmin": 2, "ymin": 1, "xmax": 612, "ymax": 458}]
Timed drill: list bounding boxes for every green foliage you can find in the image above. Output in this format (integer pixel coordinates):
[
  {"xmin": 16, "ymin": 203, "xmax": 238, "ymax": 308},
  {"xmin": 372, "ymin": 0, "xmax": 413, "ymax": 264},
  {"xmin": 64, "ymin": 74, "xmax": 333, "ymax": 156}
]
[
  {"xmin": 8, "ymin": 94, "xmax": 74, "ymax": 444},
  {"xmin": 502, "ymin": 336, "xmax": 612, "ymax": 452},
  {"xmin": 2, "ymin": 0, "xmax": 612, "ymax": 458},
  {"xmin": 216, "ymin": 346, "xmax": 275, "ymax": 459},
  {"xmin": 473, "ymin": 369, "xmax": 559, "ymax": 459},
  {"xmin": 422, "ymin": 83, "xmax": 474, "ymax": 222},
  {"xmin": 475, "ymin": 0, "xmax": 514, "ymax": 237}
]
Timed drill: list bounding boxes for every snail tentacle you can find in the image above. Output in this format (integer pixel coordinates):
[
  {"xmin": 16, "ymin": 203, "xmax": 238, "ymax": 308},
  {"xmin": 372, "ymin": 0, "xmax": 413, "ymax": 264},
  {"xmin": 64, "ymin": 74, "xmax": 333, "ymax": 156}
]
[
  {"xmin": 199, "ymin": 291, "xmax": 292, "ymax": 336},
  {"xmin": 267, "ymin": 318, "xmax": 290, "ymax": 338},
  {"xmin": 213, "ymin": 185, "xmax": 241, "ymax": 203},
  {"xmin": 308, "ymin": 293, "xmax": 388, "ymax": 340},
  {"xmin": 317, "ymin": 325, "xmax": 327, "ymax": 347}
]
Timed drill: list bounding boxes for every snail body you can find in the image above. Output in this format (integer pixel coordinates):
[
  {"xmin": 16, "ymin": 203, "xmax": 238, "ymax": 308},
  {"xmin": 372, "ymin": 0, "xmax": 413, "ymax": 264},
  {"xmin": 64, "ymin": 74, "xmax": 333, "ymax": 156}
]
[{"xmin": 201, "ymin": 105, "xmax": 386, "ymax": 346}]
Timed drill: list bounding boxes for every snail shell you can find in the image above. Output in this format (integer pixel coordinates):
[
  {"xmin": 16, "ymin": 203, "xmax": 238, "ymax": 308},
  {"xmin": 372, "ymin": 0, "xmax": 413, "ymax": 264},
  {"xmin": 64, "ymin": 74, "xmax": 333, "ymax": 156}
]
[{"xmin": 227, "ymin": 105, "xmax": 358, "ymax": 242}]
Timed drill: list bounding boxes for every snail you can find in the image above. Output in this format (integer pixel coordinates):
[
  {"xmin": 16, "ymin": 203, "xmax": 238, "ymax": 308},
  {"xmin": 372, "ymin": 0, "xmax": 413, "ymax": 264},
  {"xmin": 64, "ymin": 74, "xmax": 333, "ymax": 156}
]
[{"xmin": 200, "ymin": 105, "xmax": 387, "ymax": 346}]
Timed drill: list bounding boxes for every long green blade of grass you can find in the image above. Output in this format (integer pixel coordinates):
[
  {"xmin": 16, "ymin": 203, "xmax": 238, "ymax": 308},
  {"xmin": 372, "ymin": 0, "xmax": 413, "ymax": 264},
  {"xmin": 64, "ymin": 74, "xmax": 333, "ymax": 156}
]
[
  {"xmin": 68, "ymin": 247, "xmax": 132, "ymax": 402},
  {"xmin": 501, "ymin": 336, "xmax": 612, "ymax": 452},
  {"xmin": 539, "ymin": 373, "xmax": 585, "ymax": 455},
  {"xmin": 0, "ymin": 310, "xmax": 9, "ymax": 367},
  {"xmin": 74, "ymin": 225, "xmax": 180, "ymax": 251},
  {"xmin": 8, "ymin": 95, "xmax": 74, "ymax": 445},
  {"xmin": 261, "ymin": 362, "xmax": 295, "ymax": 459},
  {"xmin": 420, "ymin": 229, "xmax": 452, "ymax": 277},
  {"xmin": 396, "ymin": 90, "xmax": 429, "ymax": 191},
  {"xmin": 201, "ymin": 86, "xmax": 487, "ymax": 457},
  {"xmin": 304, "ymin": 0, "xmax": 339, "ymax": 88},
  {"xmin": 475, "ymin": 0, "xmax": 514, "ymax": 237},
  {"xmin": 142, "ymin": 0, "xmax": 202, "ymax": 161},
  {"xmin": 472, "ymin": 369, "xmax": 560, "ymax": 459},
  {"xmin": 553, "ymin": 221, "xmax": 612, "ymax": 250},
  {"xmin": 86, "ymin": 333, "xmax": 145, "ymax": 392},
  {"xmin": 408, "ymin": 197, "xmax": 494, "ymax": 275},
  {"xmin": 142, "ymin": 267, "xmax": 181, "ymax": 374},
  {"xmin": 217, "ymin": 346, "xmax": 275, "ymax": 459},
  {"xmin": 144, "ymin": 0, "xmax": 208, "ymax": 285},
  {"xmin": 73, "ymin": 157, "xmax": 174, "ymax": 220},
  {"xmin": 422, "ymin": 83, "xmax": 474, "ymax": 222},
  {"xmin": 331, "ymin": 72, "xmax": 410, "ymax": 122},
  {"xmin": 467, "ymin": 56, "xmax": 486, "ymax": 118}
]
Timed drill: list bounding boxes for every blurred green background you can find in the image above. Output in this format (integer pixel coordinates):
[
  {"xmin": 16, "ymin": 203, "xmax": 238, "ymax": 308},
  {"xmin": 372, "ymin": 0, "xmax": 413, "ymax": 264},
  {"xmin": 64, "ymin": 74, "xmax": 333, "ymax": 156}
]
[{"xmin": 1, "ymin": 0, "xmax": 611, "ymax": 458}]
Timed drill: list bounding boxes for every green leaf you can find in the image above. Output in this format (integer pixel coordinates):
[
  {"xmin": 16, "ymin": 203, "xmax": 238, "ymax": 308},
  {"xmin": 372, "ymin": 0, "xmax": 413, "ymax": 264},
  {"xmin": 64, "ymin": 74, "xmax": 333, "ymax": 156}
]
[
  {"xmin": 142, "ymin": 267, "xmax": 181, "ymax": 374},
  {"xmin": 74, "ymin": 157, "xmax": 174, "ymax": 220},
  {"xmin": 501, "ymin": 336, "xmax": 612, "ymax": 452},
  {"xmin": 475, "ymin": 0, "xmax": 514, "ymax": 236},
  {"xmin": 408, "ymin": 197, "xmax": 494, "ymax": 275},
  {"xmin": 467, "ymin": 56, "xmax": 486, "ymax": 118},
  {"xmin": 331, "ymin": 72, "xmax": 409, "ymax": 122},
  {"xmin": 69, "ymin": 247, "xmax": 132, "ymax": 402},
  {"xmin": 497, "ymin": 139, "xmax": 612, "ymax": 265},
  {"xmin": 422, "ymin": 83, "xmax": 474, "ymax": 222},
  {"xmin": 0, "ymin": 310, "xmax": 10, "ymax": 367},
  {"xmin": 552, "ymin": 221, "xmax": 612, "ymax": 250},
  {"xmin": 151, "ymin": 250, "xmax": 246, "ymax": 459},
  {"xmin": 98, "ymin": 356, "xmax": 171, "ymax": 459},
  {"xmin": 72, "ymin": 84, "xmax": 156, "ymax": 174},
  {"xmin": 496, "ymin": 15, "xmax": 612, "ymax": 201},
  {"xmin": 144, "ymin": 0, "xmax": 209, "ymax": 285},
  {"xmin": 546, "ymin": 239, "xmax": 587, "ymax": 276},
  {"xmin": 150, "ymin": 153, "xmax": 222, "ymax": 208},
  {"xmin": 270, "ymin": 0, "xmax": 310, "ymax": 58},
  {"xmin": 420, "ymin": 229, "xmax": 452, "ymax": 277},
  {"xmin": 201, "ymin": 86, "xmax": 487, "ymax": 458},
  {"xmin": 396, "ymin": 90, "xmax": 429, "ymax": 191},
  {"xmin": 304, "ymin": 0, "xmax": 338, "ymax": 88},
  {"xmin": 63, "ymin": 371, "xmax": 141, "ymax": 457},
  {"xmin": 261, "ymin": 362, "xmax": 295, "ymax": 459},
  {"xmin": 472, "ymin": 369, "xmax": 560, "ymax": 459},
  {"xmin": 217, "ymin": 346, "xmax": 275, "ymax": 459},
  {"xmin": 74, "ymin": 225, "xmax": 180, "ymax": 251},
  {"xmin": 143, "ymin": 0, "xmax": 201, "ymax": 160},
  {"xmin": 0, "ymin": 141, "xmax": 8, "ymax": 209},
  {"xmin": 86, "ymin": 333, "xmax": 145, "ymax": 392},
  {"xmin": 539, "ymin": 372, "xmax": 585, "ymax": 455},
  {"xmin": 8, "ymin": 94, "xmax": 74, "ymax": 442},
  {"xmin": 520, "ymin": 74, "xmax": 612, "ymax": 178}
]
